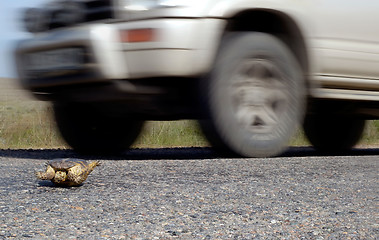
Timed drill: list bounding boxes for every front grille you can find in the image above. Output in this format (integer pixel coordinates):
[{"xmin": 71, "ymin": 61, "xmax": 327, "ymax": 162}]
[
  {"xmin": 24, "ymin": 47, "xmax": 93, "ymax": 80},
  {"xmin": 48, "ymin": 0, "xmax": 114, "ymax": 30}
]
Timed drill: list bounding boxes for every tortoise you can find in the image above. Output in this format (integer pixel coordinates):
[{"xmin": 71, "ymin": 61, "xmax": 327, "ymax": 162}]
[{"xmin": 35, "ymin": 158, "xmax": 100, "ymax": 187}]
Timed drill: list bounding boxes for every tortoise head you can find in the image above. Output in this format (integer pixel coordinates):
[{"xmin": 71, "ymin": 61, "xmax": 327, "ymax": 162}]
[{"xmin": 53, "ymin": 171, "xmax": 68, "ymax": 184}]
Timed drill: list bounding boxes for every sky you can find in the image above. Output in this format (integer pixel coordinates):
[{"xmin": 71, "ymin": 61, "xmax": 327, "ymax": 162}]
[{"xmin": 0, "ymin": 0, "xmax": 48, "ymax": 78}]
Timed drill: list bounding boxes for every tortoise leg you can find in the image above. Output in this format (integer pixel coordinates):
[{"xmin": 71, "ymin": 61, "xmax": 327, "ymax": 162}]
[
  {"xmin": 67, "ymin": 167, "xmax": 87, "ymax": 186},
  {"xmin": 67, "ymin": 161, "xmax": 100, "ymax": 185},
  {"xmin": 87, "ymin": 161, "xmax": 101, "ymax": 172},
  {"xmin": 35, "ymin": 165, "xmax": 55, "ymax": 180}
]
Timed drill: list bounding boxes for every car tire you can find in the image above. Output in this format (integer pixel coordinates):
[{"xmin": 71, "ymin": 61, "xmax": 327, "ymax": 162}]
[
  {"xmin": 53, "ymin": 103, "xmax": 143, "ymax": 154},
  {"xmin": 304, "ymin": 115, "xmax": 365, "ymax": 153},
  {"xmin": 200, "ymin": 32, "xmax": 306, "ymax": 157}
]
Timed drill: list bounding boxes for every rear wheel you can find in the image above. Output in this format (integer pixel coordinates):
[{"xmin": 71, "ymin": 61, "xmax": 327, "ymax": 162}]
[
  {"xmin": 200, "ymin": 32, "xmax": 306, "ymax": 157},
  {"xmin": 304, "ymin": 115, "xmax": 365, "ymax": 153},
  {"xmin": 54, "ymin": 103, "xmax": 143, "ymax": 154}
]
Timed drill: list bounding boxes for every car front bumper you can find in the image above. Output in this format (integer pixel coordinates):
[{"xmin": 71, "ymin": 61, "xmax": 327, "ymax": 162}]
[{"xmin": 15, "ymin": 18, "xmax": 225, "ymax": 90}]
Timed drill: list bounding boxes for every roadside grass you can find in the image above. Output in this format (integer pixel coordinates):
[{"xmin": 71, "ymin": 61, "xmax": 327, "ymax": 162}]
[
  {"xmin": 133, "ymin": 121, "xmax": 209, "ymax": 148},
  {"xmin": 0, "ymin": 101, "xmax": 378, "ymax": 149},
  {"xmin": 360, "ymin": 119, "xmax": 379, "ymax": 146},
  {"xmin": 0, "ymin": 101, "xmax": 66, "ymax": 149}
]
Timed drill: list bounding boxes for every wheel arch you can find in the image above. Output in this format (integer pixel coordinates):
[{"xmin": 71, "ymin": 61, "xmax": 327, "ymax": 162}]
[{"xmin": 221, "ymin": 9, "xmax": 310, "ymax": 89}]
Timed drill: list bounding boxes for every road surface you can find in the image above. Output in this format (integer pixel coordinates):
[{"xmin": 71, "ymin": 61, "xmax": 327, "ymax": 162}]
[{"xmin": 0, "ymin": 147, "xmax": 378, "ymax": 239}]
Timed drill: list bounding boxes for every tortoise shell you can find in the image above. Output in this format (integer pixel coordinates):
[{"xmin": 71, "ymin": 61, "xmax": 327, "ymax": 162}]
[{"xmin": 48, "ymin": 158, "xmax": 90, "ymax": 170}]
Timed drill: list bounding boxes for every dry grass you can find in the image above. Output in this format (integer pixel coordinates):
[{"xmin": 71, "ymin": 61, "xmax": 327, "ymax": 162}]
[
  {"xmin": 0, "ymin": 100, "xmax": 377, "ymax": 149},
  {"xmin": 133, "ymin": 121, "xmax": 209, "ymax": 148},
  {"xmin": 0, "ymin": 101, "xmax": 66, "ymax": 149}
]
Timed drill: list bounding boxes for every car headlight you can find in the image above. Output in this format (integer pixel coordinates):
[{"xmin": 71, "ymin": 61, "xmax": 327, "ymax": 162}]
[{"xmin": 122, "ymin": 0, "xmax": 195, "ymax": 11}]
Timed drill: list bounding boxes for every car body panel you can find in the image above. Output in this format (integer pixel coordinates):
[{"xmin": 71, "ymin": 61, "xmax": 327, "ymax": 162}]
[{"xmin": 14, "ymin": 0, "xmax": 379, "ymax": 103}]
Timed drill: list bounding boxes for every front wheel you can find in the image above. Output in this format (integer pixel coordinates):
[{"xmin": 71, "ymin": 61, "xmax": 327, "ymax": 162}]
[
  {"xmin": 200, "ymin": 32, "xmax": 306, "ymax": 157},
  {"xmin": 54, "ymin": 103, "xmax": 143, "ymax": 154}
]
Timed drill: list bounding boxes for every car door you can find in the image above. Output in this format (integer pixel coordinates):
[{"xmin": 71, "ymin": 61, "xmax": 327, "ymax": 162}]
[{"xmin": 310, "ymin": 0, "xmax": 379, "ymax": 82}]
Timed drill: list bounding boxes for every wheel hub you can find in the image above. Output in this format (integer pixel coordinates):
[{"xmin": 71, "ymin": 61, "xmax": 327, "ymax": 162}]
[{"xmin": 230, "ymin": 58, "xmax": 290, "ymax": 133}]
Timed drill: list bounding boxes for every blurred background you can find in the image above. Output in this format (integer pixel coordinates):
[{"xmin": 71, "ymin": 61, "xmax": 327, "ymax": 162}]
[
  {"xmin": 0, "ymin": 1, "xmax": 48, "ymax": 78},
  {"xmin": 0, "ymin": 1, "xmax": 377, "ymax": 150}
]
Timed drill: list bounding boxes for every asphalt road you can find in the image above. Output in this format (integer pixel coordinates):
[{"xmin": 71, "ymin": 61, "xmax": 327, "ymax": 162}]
[{"xmin": 0, "ymin": 147, "xmax": 378, "ymax": 239}]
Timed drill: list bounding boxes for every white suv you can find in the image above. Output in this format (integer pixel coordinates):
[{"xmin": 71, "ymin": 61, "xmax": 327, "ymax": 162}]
[{"xmin": 15, "ymin": 0, "xmax": 379, "ymax": 157}]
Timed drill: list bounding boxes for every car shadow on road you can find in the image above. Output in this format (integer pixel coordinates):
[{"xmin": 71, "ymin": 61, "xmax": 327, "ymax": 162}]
[{"xmin": 0, "ymin": 146, "xmax": 378, "ymax": 160}]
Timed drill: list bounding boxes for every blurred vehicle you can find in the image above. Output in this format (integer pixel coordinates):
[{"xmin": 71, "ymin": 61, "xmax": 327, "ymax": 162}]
[{"xmin": 14, "ymin": 0, "xmax": 379, "ymax": 157}]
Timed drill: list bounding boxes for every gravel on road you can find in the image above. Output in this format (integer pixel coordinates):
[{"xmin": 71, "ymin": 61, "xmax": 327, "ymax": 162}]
[{"xmin": 0, "ymin": 148, "xmax": 378, "ymax": 239}]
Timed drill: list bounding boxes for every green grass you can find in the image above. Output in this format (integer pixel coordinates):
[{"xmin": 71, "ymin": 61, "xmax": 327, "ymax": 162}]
[
  {"xmin": 0, "ymin": 100, "xmax": 378, "ymax": 149},
  {"xmin": 0, "ymin": 101, "xmax": 66, "ymax": 149},
  {"xmin": 360, "ymin": 120, "xmax": 379, "ymax": 146},
  {"xmin": 133, "ymin": 121, "xmax": 209, "ymax": 148}
]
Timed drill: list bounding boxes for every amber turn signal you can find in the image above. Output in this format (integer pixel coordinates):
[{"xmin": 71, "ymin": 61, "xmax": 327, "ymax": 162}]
[{"xmin": 120, "ymin": 28, "xmax": 156, "ymax": 43}]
